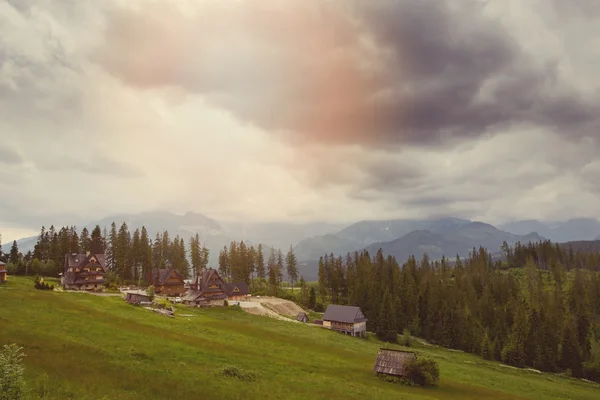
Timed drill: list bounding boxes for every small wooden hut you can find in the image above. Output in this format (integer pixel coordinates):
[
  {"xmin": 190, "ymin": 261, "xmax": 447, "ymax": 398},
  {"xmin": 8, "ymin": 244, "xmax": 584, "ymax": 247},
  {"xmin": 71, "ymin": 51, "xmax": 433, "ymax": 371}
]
[
  {"xmin": 125, "ymin": 290, "xmax": 152, "ymax": 304},
  {"xmin": 373, "ymin": 348, "xmax": 417, "ymax": 378},
  {"xmin": 296, "ymin": 312, "xmax": 309, "ymax": 323}
]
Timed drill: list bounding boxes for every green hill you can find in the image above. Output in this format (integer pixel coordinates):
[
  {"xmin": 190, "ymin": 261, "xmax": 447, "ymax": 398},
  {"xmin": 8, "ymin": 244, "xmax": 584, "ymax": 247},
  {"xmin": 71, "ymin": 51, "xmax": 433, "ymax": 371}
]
[{"xmin": 1, "ymin": 277, "xmax": 598, "ymax": 400}]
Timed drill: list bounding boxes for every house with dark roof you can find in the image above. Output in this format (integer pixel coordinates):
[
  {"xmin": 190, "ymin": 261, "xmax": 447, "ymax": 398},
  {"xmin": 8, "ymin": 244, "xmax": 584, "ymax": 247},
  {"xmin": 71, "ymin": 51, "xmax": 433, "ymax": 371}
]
[
  {"xmin": 148, "ymin": 268, "xmax": 185, "ymax": 296},
  {"xmin": 183, "ymin": 268, "xmax": 228, "ymax": 306},
  {"xmin": 0, "ymin": 261, "xmax": 7, "ymax": 283},
  {"xmin": 322, "ymin": 304, "xmax": 368, "ymax": 337},
  {"xmin": 224, "ymin": 281, "xmax": 249, "ymax": 301},
  {"xmin": 373, "ymin": 348, "xmax": 417, "ymax": 378},
  {"xmin": 296, "ymin": 312, "xmax": 309, "ymax": 323},
  {"xmin": 62, "ymin": 253, "xmax": 106, "ymax": 291}
]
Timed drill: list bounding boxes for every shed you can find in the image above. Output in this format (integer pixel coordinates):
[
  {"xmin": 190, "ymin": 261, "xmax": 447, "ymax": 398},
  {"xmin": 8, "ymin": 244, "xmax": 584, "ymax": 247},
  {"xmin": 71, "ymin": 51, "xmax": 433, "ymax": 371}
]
[
  {"xmin": 296, "ymin": 312, "xmax": 309, "ymax": 323},
  {"xmin": 0, "ymin": 261, "xmax": 6, "ymax": 283},
  {"xmin": 373, "ymin": 348, "xmax": 417, "ymax": 377},
  {"xmin": 125, "ymin": 290, "xmax": 152, "ymax": 304},
  {"xmin": 322, "ymin": 304, "xmax": 368, "ymax": 337}
]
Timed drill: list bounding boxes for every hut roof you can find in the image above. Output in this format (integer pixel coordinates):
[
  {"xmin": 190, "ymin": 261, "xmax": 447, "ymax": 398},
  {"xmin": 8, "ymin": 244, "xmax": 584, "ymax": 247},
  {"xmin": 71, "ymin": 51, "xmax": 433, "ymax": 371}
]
[
  {"xmin": 323, "ymin": 304, "xmax": 367, "ymax": 323},
  {"xmin": 296, "ymin": 312, "xmax": 308, "ymax": 321},
  {"xmin": 372, "ymin": 348, "xmax": 417, "ymax": 377}
]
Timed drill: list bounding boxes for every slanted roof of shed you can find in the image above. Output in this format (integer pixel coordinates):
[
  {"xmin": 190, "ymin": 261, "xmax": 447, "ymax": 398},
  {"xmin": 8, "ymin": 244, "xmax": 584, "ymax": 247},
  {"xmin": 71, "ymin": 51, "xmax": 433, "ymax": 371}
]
[
  {"xmin": 0, "ymin": 261, "xmax": 6, "ymax": 266},
  {"xmin": 373, "ymin": 348, "xmax": 417, "ymax": 377},
  {"xmin": 296, "ymin": 312, "xmax": 308, "ymax": 321},
  {"xmin": 323, "ymin": 304, "xmax": 367, "ymax": 323}
]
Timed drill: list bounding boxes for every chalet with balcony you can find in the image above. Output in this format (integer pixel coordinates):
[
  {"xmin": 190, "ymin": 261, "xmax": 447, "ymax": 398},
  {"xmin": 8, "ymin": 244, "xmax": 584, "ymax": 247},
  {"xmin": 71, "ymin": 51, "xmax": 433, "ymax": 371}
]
[
  {"xmin": 149, "ymin": 268, "xmax": 185, "ymax": 296},
  {"xmin": 62, "ymin": 252, "xmax": 106, "ymax": 291},
  {"xmin": 183, "ymin": 268, "xmax": 228, "ymax": 306},
  {"xmin": 0, "ymin": 261, "xmax": 7, "ymax": 283},
  {"xmin": 322, "ymin": 304, "xmax": 368, "ymax": 337}
]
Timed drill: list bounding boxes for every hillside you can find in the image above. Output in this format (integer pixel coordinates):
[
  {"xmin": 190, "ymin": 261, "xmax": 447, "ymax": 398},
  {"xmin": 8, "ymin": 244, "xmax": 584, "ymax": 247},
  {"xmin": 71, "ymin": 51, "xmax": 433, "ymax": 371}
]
[{"xmin": 1, "ymin": 277, "xmax": 599, "ymax": 400}]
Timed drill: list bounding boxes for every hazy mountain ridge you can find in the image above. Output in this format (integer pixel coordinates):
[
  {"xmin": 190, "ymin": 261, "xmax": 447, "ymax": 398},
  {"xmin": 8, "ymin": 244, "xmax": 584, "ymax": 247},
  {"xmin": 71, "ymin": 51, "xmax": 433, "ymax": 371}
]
[{"xmin": 499, "ymin": 218, "xmax": 600, "ymax": 243}]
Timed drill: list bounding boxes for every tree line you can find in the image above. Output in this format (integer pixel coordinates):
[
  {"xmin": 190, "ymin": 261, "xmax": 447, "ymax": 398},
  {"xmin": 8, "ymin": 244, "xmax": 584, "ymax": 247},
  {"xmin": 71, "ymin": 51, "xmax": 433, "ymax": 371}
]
[
  {"xmin": 0, "ymin": 225, "xmax": 303, "ymax": 291},
  {"xmin": 0, "ymin": 223, "xmax": 211, "ymax": 284},
  {"xmin": 314, "ymin": 241, "xmax": 600, "ymax": 382},
  {"xmin": 218, "ymin": 241, "xmax": 298, "ymax": 293}
]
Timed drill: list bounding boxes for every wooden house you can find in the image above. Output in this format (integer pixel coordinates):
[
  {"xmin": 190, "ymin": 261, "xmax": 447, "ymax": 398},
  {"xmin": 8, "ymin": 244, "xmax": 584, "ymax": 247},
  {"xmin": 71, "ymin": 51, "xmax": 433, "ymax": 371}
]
[
  {"xmin": 373, "ymin": 348, "xmax": 417, "ymax": 378},
  {"xmin": 182, "ymin": 268, "xmax": 228, "ymax": 306},
  {"xmin": 296, "ymin": 312, "xmax": 309, "ymax": 323},
  {"xmin": 322, "ymin": 304, "xmax": 368, "ymax": 337},
  {"xmin": 125, "ymin": 290, "xmax": 152, "ymax": 304},
  {"xmin": 62, "ymin": 252, "xmax": 106, "ymax": 291},
  {"xmin": 149, "ymin": 268, "xmax": 185, "ymax": 296},
  {"xmin": 0, "ymin": 261, "xmax": 6, "ymax": 283},
  {"xmin": 224, "ymin": 281, "xmax": 249, "ymax": 301}
]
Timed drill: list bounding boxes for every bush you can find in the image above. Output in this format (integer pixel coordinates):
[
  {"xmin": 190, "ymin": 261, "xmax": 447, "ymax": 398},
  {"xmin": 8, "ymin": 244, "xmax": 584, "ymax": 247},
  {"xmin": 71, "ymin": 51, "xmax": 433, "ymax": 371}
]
[
  {"xmin": 404, "ymin": 357, "xmax": 440, "ymax": 387},
  {"xmin": 0, "ymin": 344, "xmax": 27, "ymax": 400},
  {"xmin": 224, "ymin": 299, "xmax": 229, "ymax": 307},
  {"xmin": 401, "ymin": 328, "xmax": 413, "ymax": 347},
  {"xmin": 314, "ymin": 302, "xmax": 325, "ymax": 312},
  {"xmin": 146, "ymin": 285, "xmax": 155, "ymax": 301},
  {"xmin": 219, "ymin": 365, "xmax": 256, "ymax": 381}
]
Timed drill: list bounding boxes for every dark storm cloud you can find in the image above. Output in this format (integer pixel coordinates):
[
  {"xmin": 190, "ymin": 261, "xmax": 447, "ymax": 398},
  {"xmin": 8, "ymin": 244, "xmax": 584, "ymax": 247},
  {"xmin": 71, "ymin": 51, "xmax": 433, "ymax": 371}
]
[{"xmin": 97, "ymin": 0, "xmax": 599, "ymax": 151}]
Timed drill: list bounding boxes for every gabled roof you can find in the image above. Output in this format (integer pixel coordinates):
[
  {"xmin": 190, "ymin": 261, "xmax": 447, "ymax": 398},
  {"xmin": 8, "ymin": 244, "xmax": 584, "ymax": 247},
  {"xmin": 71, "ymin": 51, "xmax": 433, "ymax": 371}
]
[
  {"xmin": 323, "ymin": 304, "xmax": 367, "ymax": 324},
  {"xmin": 373, "ymin": 348, "xmax": 417, "ymax": 377},
  {"xmin": 64, "ymin": 253, "xmax": 107, "ymax": 270},
  {"xmin": 296, "ymin": 312, "xmax": 308, "ymax": 321},
  {"xmin": 224, "ymin": 281, "xmax": 249, "ymax": 297},
  {"xmin": 151, "ymin": 268, "xmax": 184, "ymax": 286},
  {"xmin": 0, "ymin": 260, "xmax": 6, "ymax": 266}
]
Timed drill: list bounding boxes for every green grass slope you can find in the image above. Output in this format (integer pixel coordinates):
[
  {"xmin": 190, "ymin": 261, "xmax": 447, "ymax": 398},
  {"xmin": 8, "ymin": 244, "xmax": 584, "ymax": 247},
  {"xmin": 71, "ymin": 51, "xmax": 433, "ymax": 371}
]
[{"xmin": 1, "ymin": 277, "xmax": 598, "ymax": 400}]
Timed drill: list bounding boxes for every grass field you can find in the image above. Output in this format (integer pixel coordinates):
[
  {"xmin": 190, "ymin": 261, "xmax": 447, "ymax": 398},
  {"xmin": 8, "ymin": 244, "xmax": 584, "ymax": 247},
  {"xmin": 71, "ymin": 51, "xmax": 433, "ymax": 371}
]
[{"xmin": 1, "ymin": 277, "xmax": 598, "ymax": 400}]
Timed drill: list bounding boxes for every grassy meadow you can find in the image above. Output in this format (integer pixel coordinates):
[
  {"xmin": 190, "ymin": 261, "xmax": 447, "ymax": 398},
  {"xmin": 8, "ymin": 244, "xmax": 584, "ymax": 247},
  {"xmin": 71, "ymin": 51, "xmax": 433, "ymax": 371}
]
[{"xmin": 1, "ymin": 276, "xmax": 599, "ymax": 400}]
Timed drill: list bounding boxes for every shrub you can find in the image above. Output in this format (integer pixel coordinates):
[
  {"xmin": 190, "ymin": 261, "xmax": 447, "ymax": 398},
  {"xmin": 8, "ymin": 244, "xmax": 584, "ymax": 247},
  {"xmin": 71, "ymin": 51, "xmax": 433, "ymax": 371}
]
[
  {"xmin": 0, "ymin": 344, "xmax": 27, "ymax": 400},
  {"xmin": 219, "ymin": 365, "xmax": 256, "ymax": 381},
  {"xmin": 401, "ymin": 328, "xmax": 413, "ymax": 347},
  {"xmin": 224, "ymin": 299, "xmax": 229, "ymax": 307},
  {"xmin": 146, "ymin": 285, "xmax": 155, "ymax": 301},
  {"xmin": 404, "ymin": 357, "xmax": 440, "ymax": 387}
]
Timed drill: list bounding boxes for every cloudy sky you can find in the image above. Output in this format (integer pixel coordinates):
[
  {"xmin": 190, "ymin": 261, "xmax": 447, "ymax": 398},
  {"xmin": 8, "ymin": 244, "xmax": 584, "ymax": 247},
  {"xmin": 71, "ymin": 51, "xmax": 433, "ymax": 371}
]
[{"xmin": 1, "ymin": 0, "xmax": 599, "ymax": 241}]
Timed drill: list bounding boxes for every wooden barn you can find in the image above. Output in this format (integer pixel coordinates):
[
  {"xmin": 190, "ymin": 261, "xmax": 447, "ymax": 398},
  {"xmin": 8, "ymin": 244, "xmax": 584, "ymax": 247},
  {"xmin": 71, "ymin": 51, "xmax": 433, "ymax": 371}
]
[
  {"xmin": 373, "ymin": 348, "xmax": 417, "ymax": 378},
  {"xmin": 62, "ymin": 252, "xmax": 106, "ymax": 291},
  {"xmin": 149, "ymin": 268, "xmax": 185, "ymax": 296},
  {"xmin": 0, "ymin": 261, "xmax": 6, "ymax": 283},
  {"xmin": 322, "ymin": 304, "xmax": 368, "ymax": 337},
  {"xmin": 125, "ymin": 290, "xmax": 152, "ymax": 304},
  {"xmin": 296, "ymin": 312, "xmax": 309, "ymax": 323}
]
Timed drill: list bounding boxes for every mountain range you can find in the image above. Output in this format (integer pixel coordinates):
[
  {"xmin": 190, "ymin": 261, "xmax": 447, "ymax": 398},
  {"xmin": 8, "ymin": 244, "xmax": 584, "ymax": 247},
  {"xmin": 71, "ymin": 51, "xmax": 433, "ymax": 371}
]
[{"xmin": 3, "ymin": 213, "xmax": 600, "ymax": 281}]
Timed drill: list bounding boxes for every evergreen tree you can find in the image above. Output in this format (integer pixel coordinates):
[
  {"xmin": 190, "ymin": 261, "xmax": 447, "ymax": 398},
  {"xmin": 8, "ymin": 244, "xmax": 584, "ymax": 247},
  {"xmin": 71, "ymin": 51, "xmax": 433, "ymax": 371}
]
[
  {"xmin": 218, "ymin": 246, "xmax": 229, "ymax": 279},
  {"xmin": 90, "ymin": 225, "xmax": 104, "ymax": 254},
  {"xmin": 376, "ymin": 289, "xmax": 397, "ymax": 342},
  {"xmin": 139, "ymin": 226, "xmax": 152, "ymax": 281},
  {"xmin": 79, "ymin": 227, "xmax": 91, "ymax": 253},
  {"xmin": 9, "ymin": 241, "xmax": 20, "ymax": 265},
  {"xmin": 255, "ymin": 244, "xmax": 266, "ymax": 289},
  {"xmin": 267, "ymin": 248, "xmax": 278, "ymax": 295},
  {"xmin": 276, "ymin": 249, "xmax": 284, "ymax": 286},
  {"xmin": 308, "ymin": 286, "xmax": 316, "ymax": 310},
  {"xmin": 286, "ymin": 245, "xmax": 298, "ymax": 292}
]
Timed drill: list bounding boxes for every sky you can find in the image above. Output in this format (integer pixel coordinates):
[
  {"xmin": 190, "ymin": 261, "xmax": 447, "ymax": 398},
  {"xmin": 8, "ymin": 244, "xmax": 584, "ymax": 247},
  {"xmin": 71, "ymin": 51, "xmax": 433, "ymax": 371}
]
[{"xmin": 1, "ymin": 0, "xmax": 600, "ymax": 242}]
